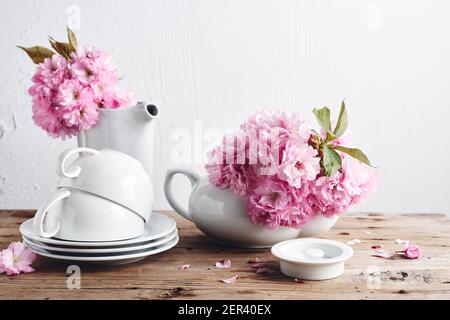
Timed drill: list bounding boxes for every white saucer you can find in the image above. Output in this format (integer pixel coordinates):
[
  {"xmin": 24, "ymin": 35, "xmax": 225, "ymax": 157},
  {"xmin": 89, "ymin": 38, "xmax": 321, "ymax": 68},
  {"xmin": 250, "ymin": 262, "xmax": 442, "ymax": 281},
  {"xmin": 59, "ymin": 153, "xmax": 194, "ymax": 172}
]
[
  {"xmin": 271, "ymin": 238, "xmax": 353, "ymax": 280},
  {"xmin": 27, "ymin": 235, "xmax": 179, "ymax": 264},
  {"xmin": 20, "ymin": 212, "xmax": 176, "ymax": 247},
  {"xmin": 23, "ymin": 230, "xmax": 178, "ymax": 254}
]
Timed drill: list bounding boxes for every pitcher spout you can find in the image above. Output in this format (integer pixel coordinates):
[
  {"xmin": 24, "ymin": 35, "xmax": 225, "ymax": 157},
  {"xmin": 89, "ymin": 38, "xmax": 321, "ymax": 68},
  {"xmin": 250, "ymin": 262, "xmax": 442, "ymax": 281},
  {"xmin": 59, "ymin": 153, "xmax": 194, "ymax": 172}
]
[{"xmin": 143, "ymin": 103, "xmax": 159, "ymax": 120}]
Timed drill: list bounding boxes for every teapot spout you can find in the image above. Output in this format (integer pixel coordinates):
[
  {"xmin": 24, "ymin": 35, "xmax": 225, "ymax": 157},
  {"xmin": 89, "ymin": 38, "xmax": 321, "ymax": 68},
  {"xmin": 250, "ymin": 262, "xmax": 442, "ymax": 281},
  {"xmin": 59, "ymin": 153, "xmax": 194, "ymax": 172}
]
[{"xmin": 140, "ymin": 102, "xmax": 159, "ymax": 120}]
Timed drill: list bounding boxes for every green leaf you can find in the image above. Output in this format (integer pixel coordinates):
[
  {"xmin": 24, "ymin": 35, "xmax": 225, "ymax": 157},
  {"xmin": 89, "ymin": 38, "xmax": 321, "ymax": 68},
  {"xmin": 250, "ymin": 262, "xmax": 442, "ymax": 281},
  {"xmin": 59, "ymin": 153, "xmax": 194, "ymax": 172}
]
[
  {"xmin": 48, "ymin": 37, "xmax": 73, "ymax": 60},
  {"xmin": 67, "ymin": 26, "xmax": 77, "ymax": 51},
  {"xmin": 333, "ymin": 100, "xmax": 348, "ymax": 137},
  {"xmin": 17, "ymin": 46, "xmax": 55, "ymax": 64},
  {"xmin": 313, "ymin": 107, "xmax": 332, "ymax": 131},
  {"xmin": 323, "ymin": 131, "xmax": 338, "ymax": 144},
  {"xmin": 333, "ymin": 146, "xmax": 372, "ymax": 166},
  {"xmin": 322, "ymin": 144, "xmax": 342, "ymax": 177}
]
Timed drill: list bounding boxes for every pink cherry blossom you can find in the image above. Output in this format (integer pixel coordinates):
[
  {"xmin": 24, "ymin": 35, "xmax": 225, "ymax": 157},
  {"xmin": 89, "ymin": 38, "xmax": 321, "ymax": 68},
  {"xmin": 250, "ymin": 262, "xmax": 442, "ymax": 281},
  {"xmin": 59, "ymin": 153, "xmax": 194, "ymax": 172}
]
[
  {"xmin": 0, "ymin": 242, "xmax": 36, "ymax": 276},
  {"xmin": 100, "ymin": 89, "xmax": 135, "ymax": 109},
  {"xmin": 71, "ymin": 46, "xmax": 115, "ymax": 72},
  {"xmin": 241, "ymin": 109, "xmax": 310, "ymax": 142},
  {"xmin": 307, "ymin": 156, "xmax": 377, "ymax": 218},
  {"xmin": 205, "ymin": 109, "xmax": 377, "ymax": 229},
  {"xmin": 71, "ymin": 47, "xmax": 118, "ymax": 87},
  {"xmin": 278, "ymin": 141, "xmax": 320, "ymax": 187},
  {"xmin": 27, "ymin": 46, "xmax": 135, "ymax": 139},
  {"xmin": 404, "ymin": 244, "xmax": 421, "ymax": 259},
  {"xmin": 246, "ymin": 176, "xmax": 312, "ymax": 228},
  {"xmin": 57, "ymin": 79, "xmax": 92, "ymax": 107},
  {"xmin": 340, "ymin": 156, "xmax": 378, "ymax": 204},
  {"xmin": 32, "ymin": 99, "xmax": 69, "ymax": 139},
  {"xmin": 206, "ymin": 162, "xmax": 252, "ymax": 196},
  {"xmin": 307, "ymin": 172, "xmax": 352, "ymax": 217},
  {"xmin": 35, "ymin": 55, "xmax": 68, "ymax": 88},
  {"xmin": 62, "ymin": 101, "xmax": 100, "ymax": 130},
  {"xmin": 205, "ymin": 134, "xmax": 254, "ymax": 196},
  {"xmin": 71, "ymin": 57, "xmax": 100, "ymax": 85}
]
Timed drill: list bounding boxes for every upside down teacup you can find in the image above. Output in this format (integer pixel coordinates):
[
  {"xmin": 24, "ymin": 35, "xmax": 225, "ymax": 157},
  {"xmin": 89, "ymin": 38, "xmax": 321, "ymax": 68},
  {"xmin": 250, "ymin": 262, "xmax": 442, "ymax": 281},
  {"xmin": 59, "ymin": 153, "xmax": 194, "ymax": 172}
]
[
  {"xmin": 56, "ymin": 147, "xmax": 153, "ymax": 222},
  {"xmin": 33, "ymin": 188, "xmax": 144, "ymax": 242}
]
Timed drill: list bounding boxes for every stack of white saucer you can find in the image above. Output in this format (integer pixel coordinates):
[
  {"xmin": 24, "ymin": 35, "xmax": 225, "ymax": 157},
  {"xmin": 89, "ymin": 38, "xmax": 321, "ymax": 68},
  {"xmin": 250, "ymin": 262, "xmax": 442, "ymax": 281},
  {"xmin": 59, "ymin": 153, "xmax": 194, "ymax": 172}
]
[
  {"xmin": 20, "ymin": 147, "xmax": 178, "ymax": 265},
  {"xmin": 20, "ymin": 213, "xmax": 178, "ymax": 265}
]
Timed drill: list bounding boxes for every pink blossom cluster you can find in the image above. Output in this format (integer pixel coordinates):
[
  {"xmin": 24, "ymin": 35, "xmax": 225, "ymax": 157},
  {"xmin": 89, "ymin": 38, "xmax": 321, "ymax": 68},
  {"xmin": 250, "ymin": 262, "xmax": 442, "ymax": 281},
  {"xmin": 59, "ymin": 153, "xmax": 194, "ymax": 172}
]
[
  {"xmin": 28, "ymin": 47, "xmax": 135, "ymax": 139},
  {"xmin": 0, "ymin": 242, "xmax": 36, "ymax": 276},
  {"xmin": 206, "ymin": 109, "xmax": 377, "ymax": 229}
]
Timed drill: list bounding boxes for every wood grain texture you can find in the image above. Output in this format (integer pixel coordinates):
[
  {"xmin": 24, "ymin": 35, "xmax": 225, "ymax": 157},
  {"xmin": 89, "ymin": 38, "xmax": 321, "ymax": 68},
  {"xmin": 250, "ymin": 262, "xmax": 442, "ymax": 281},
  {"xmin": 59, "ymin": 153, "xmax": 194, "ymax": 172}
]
[{"xmin": 0, "ymin": 210, "xmax": 449, "ymax": 300}]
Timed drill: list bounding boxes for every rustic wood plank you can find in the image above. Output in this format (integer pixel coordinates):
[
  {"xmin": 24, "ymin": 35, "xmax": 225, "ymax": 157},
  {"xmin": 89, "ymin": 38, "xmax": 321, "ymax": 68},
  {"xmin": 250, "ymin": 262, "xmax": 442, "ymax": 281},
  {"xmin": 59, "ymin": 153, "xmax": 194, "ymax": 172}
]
[{"xmin": 0, "ymin": 210, "xmax": 449, "ymax": 299}]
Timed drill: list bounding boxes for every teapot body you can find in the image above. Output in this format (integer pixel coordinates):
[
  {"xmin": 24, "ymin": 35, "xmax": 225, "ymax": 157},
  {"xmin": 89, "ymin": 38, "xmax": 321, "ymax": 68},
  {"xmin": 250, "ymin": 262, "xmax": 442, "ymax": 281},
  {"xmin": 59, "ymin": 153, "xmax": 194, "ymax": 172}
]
[
  {"xmin": 188, "ymin": 177, "xmax": 304, "ymax": 247},
  {"xmin": 165, "ymin": 170, "xmax": 338, "ymax": 248}
]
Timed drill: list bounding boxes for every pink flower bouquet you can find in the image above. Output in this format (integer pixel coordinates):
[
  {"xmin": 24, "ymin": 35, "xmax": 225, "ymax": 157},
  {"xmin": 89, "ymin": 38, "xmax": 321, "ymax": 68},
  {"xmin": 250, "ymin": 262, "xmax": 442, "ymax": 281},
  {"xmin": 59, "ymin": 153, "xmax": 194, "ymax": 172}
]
[
  {"xmin": 19, "ymin": 27, "xmax": 134, "ymax": 139},
  {"xmin": 206, "ymin": 102, "xmax": 377, "ymax": 229}
]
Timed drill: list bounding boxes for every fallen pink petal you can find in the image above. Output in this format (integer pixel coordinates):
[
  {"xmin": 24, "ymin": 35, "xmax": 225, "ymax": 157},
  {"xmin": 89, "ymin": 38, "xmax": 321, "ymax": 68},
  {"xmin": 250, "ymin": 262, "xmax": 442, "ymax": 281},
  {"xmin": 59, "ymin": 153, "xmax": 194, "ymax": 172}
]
[
  {"xmin": 250, "ymin": 262, "xmax": 267, "ymax": 269},
  {"xmin": 395, "ymin": 238, "xmax": 409, "ymax": 245},
  {"xmin": 372, "ymin": 251, "xmax": 393, "ymax": 259},
  {"xmin": 256, "ymin": 267, "xmax": 275, "ymax": 274},
  {"xmin": 215, "ymin": 259, "xmax": 231, "ymax": 269},
  {"xmin": 347, "ymin": 239, "xmax": 361, "ymax": 246},
  {"xmin": 178, "ymin": 264, "xmax": 190, "ymax": 270},
  {"xmin": 403, "ymin": 244, "xmax": 421, "ymax": 259},
  {"xmin": 247, "ymin": 258, "xmax": 260, "ymax": 264},
  {"xmin": 221, "ymin": 275, "xmax": 238, "ymax": 284}
]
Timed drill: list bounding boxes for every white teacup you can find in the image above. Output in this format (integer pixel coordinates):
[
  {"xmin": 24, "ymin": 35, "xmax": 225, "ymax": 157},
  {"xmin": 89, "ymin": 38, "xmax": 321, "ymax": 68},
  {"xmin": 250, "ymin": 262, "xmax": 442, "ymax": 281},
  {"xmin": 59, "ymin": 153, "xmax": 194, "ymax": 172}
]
[
  {"xmin": 57, "ymin": 147, "xmax": 153, "ymax": 222},
  {"xmin": 33, "ymin": 188, "xmax": 145, "ymax": 241}
]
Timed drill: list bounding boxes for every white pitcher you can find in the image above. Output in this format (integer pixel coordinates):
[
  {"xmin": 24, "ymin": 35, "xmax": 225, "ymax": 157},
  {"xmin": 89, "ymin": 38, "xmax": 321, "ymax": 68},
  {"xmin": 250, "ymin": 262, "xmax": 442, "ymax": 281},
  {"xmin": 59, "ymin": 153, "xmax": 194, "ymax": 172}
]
[{"xmin": 77, "ymin": 102, "xmax": 159, "ymax": 181}]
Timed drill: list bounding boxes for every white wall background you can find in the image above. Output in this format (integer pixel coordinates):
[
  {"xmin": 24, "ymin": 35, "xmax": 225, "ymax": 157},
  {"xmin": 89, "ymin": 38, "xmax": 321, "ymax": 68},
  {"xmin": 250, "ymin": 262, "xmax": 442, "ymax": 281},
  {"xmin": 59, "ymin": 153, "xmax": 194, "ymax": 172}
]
[{"xmin": 0, "ymin": 0, "xmax": 449, "ymax": 214}]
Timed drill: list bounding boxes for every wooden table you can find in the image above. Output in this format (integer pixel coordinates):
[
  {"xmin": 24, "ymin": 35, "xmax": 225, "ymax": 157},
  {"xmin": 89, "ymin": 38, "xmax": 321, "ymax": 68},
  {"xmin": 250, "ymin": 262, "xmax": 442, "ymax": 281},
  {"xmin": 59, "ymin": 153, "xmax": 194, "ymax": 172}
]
[{"xmin": 0, "ymin": 210, "xmax": 449, "ymax": 300}]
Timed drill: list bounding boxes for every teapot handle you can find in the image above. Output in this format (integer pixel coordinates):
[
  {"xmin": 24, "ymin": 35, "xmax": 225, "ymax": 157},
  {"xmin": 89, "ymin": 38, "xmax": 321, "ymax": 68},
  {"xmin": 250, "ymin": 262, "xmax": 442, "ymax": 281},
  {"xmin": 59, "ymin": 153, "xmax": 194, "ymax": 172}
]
[{"xmin": 164, "ymin": 168, "xmax": 200, "ymax": 222}]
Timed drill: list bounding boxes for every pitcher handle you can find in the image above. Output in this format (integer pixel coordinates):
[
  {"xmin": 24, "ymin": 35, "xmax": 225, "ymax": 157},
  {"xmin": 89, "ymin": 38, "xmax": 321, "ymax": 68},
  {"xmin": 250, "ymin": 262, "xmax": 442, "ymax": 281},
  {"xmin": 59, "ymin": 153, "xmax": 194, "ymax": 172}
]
[
  {"xmin": 164, "ymin": 168, "xmax": 200, "ymax": 222},
  {"xmin": 33, "ymin": 189, "xmax": 71, "ymax": 238},
  {"xmin": 57, "ymin": 147, "xmax": 100, "ymax": 178}
]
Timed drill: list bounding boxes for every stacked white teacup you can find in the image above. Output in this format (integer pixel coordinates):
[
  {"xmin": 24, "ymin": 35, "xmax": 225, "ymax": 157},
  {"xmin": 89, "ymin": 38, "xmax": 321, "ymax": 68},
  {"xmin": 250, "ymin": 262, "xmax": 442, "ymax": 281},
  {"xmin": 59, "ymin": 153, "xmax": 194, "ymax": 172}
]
[
  {"xmin": 33, "ymin": 147, "xmax": 153, "ymax": 242},
  {"xmin": 21, "ymin": 147, "xmax": 179, "ymax": 264}
]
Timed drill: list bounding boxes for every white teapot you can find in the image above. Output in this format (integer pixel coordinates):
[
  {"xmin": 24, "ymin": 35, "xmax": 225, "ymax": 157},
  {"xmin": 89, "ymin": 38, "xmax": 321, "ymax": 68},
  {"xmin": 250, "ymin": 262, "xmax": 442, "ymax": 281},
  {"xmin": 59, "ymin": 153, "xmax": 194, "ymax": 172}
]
[{"xmin": 164, "ymin": 168, "xmax": 338, "ymax": 248}]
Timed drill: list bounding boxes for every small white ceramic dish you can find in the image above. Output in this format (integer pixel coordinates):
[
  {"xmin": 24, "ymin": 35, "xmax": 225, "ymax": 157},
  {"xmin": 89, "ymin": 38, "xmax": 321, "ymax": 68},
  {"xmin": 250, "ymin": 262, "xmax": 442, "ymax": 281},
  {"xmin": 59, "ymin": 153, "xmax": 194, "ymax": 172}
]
[
  {"xmin": 26, "ymin": 235, "xmax": 179, "ymax": 264},
  {"xmin": 22, "ymin": 230, "xmax": 178, "ymax": 254},
  {"xmin": 271, "ymin": 238, "xmax": 353, "ymax": 280},
  {"xmin": 20, "ymin": 212, "xmax": 176, "ymax": 247}
]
